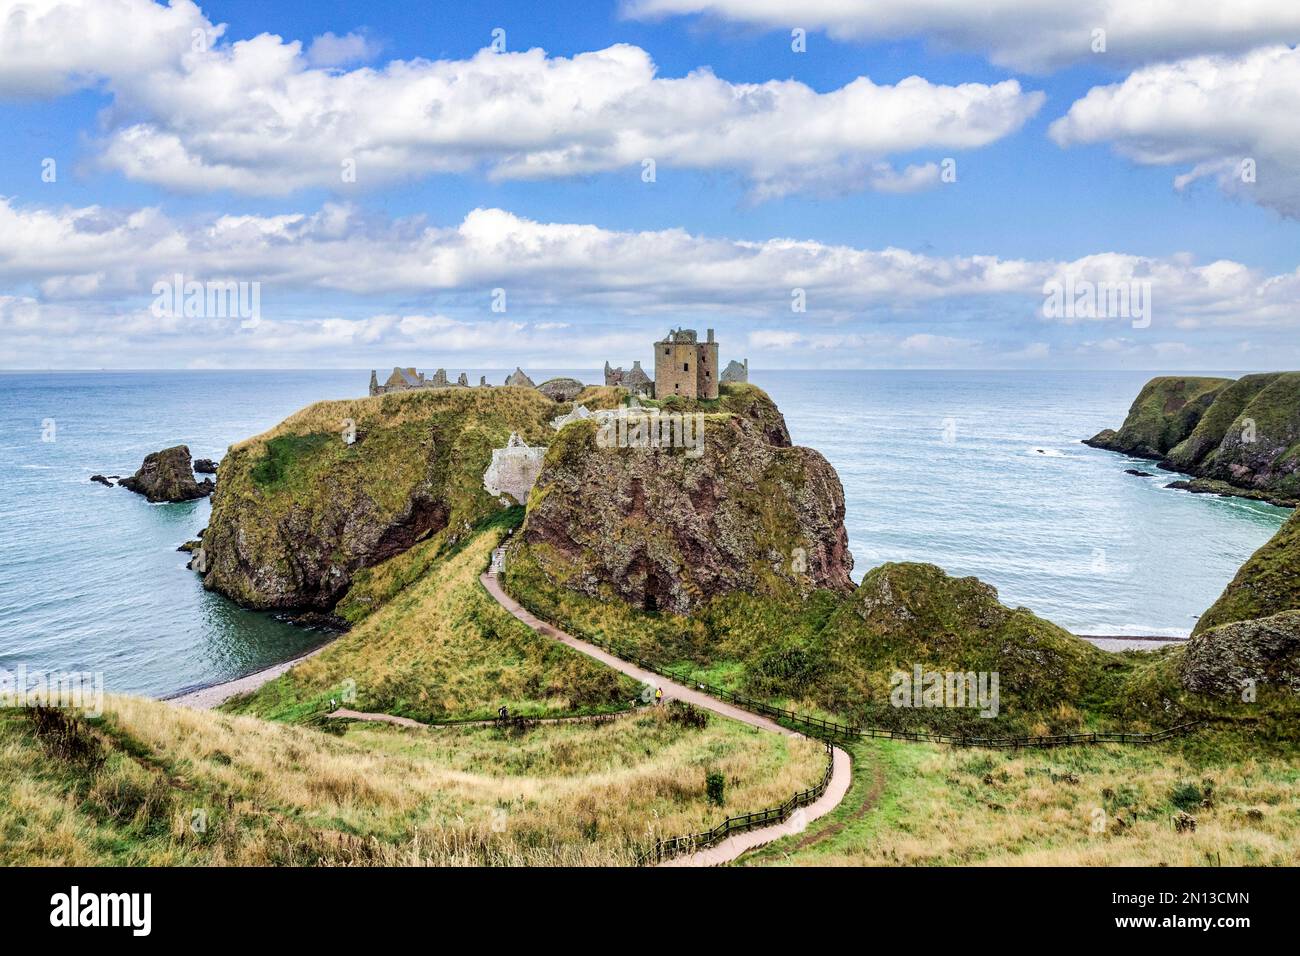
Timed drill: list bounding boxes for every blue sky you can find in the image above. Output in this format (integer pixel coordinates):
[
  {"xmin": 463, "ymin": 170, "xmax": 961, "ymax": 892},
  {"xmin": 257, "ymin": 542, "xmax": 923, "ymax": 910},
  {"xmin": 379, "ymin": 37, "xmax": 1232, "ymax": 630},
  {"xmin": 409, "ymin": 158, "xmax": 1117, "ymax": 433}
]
[{"xmin": 1, "ymin": 0, "xmax": 1298, "ymax": 370}]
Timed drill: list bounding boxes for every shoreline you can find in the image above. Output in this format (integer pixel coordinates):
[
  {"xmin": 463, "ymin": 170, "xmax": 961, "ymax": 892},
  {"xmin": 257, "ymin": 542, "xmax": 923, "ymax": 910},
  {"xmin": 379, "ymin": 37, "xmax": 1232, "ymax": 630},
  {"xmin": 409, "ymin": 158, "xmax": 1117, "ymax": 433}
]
[{"xmin": 163, "ymin": 636, "xmax": 338, "ymax": 709}]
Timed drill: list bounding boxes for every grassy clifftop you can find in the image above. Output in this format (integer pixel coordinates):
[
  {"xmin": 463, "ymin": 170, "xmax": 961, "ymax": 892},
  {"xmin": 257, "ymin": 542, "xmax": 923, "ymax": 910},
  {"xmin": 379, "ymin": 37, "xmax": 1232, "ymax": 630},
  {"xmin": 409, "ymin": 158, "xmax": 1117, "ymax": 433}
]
[
  {"xmin": 203, "ymin": 386, "xmax": 557, "ymax": 610},
  {"xmin": 820, "ymin": 563, "xmax": 1111, "ymax": 735},
  {"xmin": 1085, "ymin": 376, "xmax": 1231, "ymax": 459}
]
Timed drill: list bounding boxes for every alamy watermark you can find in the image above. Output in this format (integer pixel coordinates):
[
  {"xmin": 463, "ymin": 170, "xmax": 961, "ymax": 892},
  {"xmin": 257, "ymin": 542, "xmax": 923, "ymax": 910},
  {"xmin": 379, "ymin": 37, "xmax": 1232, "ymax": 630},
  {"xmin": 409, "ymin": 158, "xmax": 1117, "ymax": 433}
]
[
  {"xmin": 1042, "ymin": 274, "xmax": 1151, "ymax": 328},
  {"xmin": 596, "ymin": 408, "xmax": 705, "ymax": 459},
  {"xmin": 1, "ymin": 664, "xmax": 104, "ymax": 718},
  {"xmin": 890, "ymin": 665, "xmax": 999, "ymax": 718},
  {"xmin": 152, "ymin": 274, "xmax": 261, "ymax": 327}
]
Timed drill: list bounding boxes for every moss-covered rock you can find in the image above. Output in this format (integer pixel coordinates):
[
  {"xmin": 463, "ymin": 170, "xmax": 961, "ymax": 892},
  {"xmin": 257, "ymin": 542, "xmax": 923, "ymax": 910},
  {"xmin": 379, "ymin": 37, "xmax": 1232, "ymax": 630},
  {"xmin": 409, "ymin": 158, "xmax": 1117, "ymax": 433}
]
[
  {"xmin": 818, "ymin": 562, "xmax": 1108, "ymax": 732},
  {"xmin": 202, "ymin": 387, "xmax": 556, "ymax": 610},
  {"xmin": 1085, "ymin": 376, "xmax": 1231, "ymax": 459},
  {"xmin": 1194, "ymin": 508, "xmax": 1300, "ymax": 634},
  {"xmin": 1180, "ymin": 610, "xmax": 1300, "ymax": 699},
  {"xmin": 537, "ymin": 377, "xmax": 585, "ymax": 402},
  {"xmin": 514, "ymin": 390, "xmax": 850, "ymax": 615}
]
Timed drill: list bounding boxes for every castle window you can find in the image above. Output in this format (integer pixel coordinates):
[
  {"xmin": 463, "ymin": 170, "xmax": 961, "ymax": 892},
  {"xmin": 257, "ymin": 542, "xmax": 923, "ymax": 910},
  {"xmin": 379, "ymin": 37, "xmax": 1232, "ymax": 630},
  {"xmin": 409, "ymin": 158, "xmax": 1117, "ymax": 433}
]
[{"xmin": 683, "ymin": 362, "xmax": 689, "ymax": 372}]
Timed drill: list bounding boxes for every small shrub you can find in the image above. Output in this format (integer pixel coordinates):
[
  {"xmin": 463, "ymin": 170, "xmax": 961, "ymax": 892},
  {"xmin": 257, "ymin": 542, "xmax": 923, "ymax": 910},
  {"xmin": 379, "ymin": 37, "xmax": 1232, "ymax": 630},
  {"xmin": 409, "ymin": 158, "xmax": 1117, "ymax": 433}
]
[
  {"xmin": 1170, "ymin": 781, "xmax": 1204, "ymax": 811},
  {"xmin": 666, "ymin": 701, "xmax": 709, "ymax": 730},
  {"xmin": 27, "ymin": 706, "xmax": 104, "ymax": 770},
  {"xmin": 706, "ymin": 770, "xmax": 725, "ymax": 807}
]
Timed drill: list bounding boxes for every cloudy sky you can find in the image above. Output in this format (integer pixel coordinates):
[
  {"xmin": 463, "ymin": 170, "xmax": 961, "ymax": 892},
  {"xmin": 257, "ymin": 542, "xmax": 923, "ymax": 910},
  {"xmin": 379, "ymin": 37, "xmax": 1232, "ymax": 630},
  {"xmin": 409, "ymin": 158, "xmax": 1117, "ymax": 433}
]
[{"xmin": 1, "ymin": 0, "xmax": 1298, "ymax": 370}]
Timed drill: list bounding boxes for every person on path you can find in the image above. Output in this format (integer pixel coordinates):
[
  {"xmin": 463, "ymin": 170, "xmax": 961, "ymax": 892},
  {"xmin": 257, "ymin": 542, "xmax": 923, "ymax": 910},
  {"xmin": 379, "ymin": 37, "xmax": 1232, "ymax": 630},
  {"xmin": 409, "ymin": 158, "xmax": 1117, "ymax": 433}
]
[{"xmin": 655, "ymin": 687, "xmax": 664, "ymax": 706}]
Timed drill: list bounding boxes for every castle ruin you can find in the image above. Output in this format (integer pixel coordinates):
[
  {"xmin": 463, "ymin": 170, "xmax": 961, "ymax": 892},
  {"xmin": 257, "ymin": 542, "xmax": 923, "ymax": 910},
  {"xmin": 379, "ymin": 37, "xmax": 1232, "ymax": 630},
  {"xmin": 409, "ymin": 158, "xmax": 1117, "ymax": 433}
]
[
  {"xmin": 655, "ymin": 328, "xmax": 719, "ymax": 400},
  {"xmin": 603, "ymin": 360, "xmax": 654, "ymax": 397},
  {"xmin": 369, "ymin": 367, "xmax": 486, "ymax": 396}
]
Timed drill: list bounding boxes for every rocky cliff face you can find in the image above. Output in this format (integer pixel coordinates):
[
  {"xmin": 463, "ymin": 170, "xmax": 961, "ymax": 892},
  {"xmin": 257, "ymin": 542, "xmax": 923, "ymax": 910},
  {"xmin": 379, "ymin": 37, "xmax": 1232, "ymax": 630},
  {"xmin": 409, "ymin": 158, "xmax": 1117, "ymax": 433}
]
[
  {"xmin": 118, "ymin": 445, "xmax": 213, "ymax": 502},
  {"xmin": 202, "ymin": 387, "xmax": 556, "ymax": 610},
  {"xmin": 1086, "ymin": 372, "xmax": 1300, "ymax": 505},
  {"xmin": 1180, "ymin": 610, "xmax": 1300, "ymax": 698},
  {"xmin": 514, "ymin": 406, "xmax": 852, "ymax": 615}
]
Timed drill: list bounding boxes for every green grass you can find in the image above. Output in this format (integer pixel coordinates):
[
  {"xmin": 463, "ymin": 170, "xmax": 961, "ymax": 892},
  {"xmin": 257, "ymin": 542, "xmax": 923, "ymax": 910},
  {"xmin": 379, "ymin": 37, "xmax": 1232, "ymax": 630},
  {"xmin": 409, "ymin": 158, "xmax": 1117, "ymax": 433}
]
[
  {"xmin": 225, "ymin": 519, "xmax": 641, "ymax": 725},
  {"xmin": 742, "ymin": 728, "xmax": 1300, "ymax": 867},
  {"xmin": 1102, "ymin": 376, "xmax": 1231, "ymax": 457},
  {"xmin": 506, "ymin": 546, "xmax": 1158, "ymax": 737},
  {"xmin": 249, "ymin": 433, "xmax": 331, "ymax": 488},
  {"xmin": 203, "ymin": 384, "xmax": 560, "ymax": 609},
  {"xmin": 1194, "ymin": 508, "xmax": 1300, "ymax": 633}
]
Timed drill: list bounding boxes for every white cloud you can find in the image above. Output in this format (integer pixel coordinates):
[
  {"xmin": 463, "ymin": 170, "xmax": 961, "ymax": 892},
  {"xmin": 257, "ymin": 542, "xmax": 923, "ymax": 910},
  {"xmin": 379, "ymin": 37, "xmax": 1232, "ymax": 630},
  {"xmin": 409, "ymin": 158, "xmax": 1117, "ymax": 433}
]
[
  {"xmin": 3, "ymin": 198, "xmax": 1299, "ymax": 333},
  {"xmin": 1050, "ymin": 45, "xmax": 1300, "ymax": 219},
  {"xmin": 0, "ymin": 1, "xmax": 1042, "ymax": 198},
  {"xmin": 5, "ymin": 197, "xmax": 1300, "ymax": 370},
  {"xmin": 0, "ymin": 0, "xmax": 220, "ymax": 96},
  {"xmin": 305, "ymin": 31, "xmax": 380, "ymax": 68},
  {"xmin": 622, "ymin": 0, "xmax": 1300, "ymax": 72}
]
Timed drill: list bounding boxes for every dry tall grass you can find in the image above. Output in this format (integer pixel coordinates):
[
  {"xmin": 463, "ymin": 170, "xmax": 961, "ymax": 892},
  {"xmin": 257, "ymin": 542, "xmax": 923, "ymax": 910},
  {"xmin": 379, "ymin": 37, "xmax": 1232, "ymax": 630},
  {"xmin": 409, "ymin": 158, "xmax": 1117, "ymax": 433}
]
[
  {"xmin": 754, "ymin": 733, "xmax": 1300, "ymax": 867},
  {"xmin": 0, "ymin": 696, "xmax": 824, "ymax": 866}
]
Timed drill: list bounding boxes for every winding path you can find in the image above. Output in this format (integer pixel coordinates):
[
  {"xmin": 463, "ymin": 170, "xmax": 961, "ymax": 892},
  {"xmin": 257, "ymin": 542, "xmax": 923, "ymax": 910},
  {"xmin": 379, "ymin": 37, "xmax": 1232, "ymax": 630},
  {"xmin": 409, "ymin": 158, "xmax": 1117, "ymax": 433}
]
[{"xmin": 479, "ymin": 572, "xmax": 854, "ymax": 866}]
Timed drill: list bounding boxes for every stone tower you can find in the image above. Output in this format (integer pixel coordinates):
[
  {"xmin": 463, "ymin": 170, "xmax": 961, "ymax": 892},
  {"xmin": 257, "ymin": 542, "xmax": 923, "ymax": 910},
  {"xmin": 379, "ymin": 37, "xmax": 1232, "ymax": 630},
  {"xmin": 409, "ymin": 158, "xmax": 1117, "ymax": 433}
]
[{"xmin": 654, "ymin": 328, "xmax": 719, "ymax": 400}]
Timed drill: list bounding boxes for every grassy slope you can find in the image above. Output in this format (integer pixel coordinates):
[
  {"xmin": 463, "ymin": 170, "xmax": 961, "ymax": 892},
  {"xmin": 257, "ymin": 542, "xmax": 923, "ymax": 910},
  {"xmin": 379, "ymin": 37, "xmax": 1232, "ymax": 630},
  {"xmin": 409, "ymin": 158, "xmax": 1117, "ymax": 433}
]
[
  {"xmin": 1203, "ymin": 372, "xmax": 1300, "ymax": 496},
  {"xmin": 819, "ymin": 563, "xmax": 1118, "ymax": 736},
  {"xmin": 744, "ymin": 730, "xmax": 1300, "ymax": 866},
  {"xmin": 226, "ymin": 515, "xmax": 640, "ymax": 724},
  {"xmin": 1194, "ymin": 508, "xmax": 1300, "ymax": 635},
  {"xmin": 1103, "ymin": 376, "xmax": 1231, "ymax": 457},
  {"xmin": 507, "ymin": 551, "xmax": 1152, "ymax": 736},
  {"xmin": 1166, "ymin": 373, "xmax": 1282, "ymax": 471},
  {"xmin": 0, "ymin": 698, "xmax": 823, "ymax": 866}
]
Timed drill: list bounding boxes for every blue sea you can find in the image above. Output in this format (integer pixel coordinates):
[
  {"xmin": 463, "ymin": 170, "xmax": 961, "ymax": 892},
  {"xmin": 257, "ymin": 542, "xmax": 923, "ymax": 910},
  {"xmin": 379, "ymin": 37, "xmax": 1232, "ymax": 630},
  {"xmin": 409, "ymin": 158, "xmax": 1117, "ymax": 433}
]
[{"xmin": 0, "ymin": 370, "xmax": 1289, "ymax": 698}]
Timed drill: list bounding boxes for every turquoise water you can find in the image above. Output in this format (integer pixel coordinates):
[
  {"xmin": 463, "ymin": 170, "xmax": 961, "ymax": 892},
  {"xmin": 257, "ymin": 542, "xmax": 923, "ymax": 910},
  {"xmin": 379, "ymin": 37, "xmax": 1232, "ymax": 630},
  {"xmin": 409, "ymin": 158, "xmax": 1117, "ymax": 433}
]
[{"xmin": 0, "ymin": 369, "xmax": 1288, "ymax": 697}]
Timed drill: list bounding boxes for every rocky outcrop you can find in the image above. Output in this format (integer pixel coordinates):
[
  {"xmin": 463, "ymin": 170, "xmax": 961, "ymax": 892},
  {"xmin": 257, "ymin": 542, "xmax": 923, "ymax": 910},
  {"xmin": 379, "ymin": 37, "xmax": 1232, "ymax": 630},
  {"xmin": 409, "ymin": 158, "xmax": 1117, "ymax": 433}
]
[
  {"xmin": 1087, "ymin": 372, "xmax": 1300, "ymax": 505},
  {"xmin": 1194, "ymin": 507, "xmax": 1300, "ymax": 635},
  {"xmin": 514, "ymin": 406, "xmax": 853, "ymax": 615},
  {"xmin": 201, "ymin": 387, "xmax": 556, "ymax": 610},
  {"xmin": 819, "ymin": 562, "xmax": 1105, "ymax": 729},
  {"xmin": 537, "ymin": 378, "xmax": 585, "ymax": 402},
  {"xmin": 118, "ymin": 446, "xmax": 214, "ymax": 502},
  {"xmin": 193, "ymin": 458, "xmax": 218, "ymax": 474},
  {"xmin": 1084, "ymin": 376, "xmax": 1231, "ymax": 459},
  {"xmin": 1180, "ymin": 610, "xmax": 1300, "ymax": 698}
]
